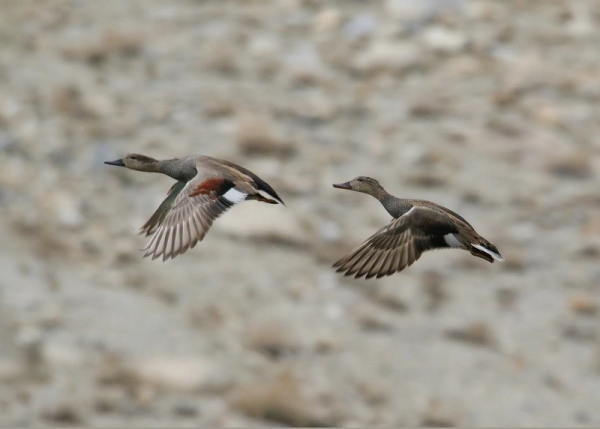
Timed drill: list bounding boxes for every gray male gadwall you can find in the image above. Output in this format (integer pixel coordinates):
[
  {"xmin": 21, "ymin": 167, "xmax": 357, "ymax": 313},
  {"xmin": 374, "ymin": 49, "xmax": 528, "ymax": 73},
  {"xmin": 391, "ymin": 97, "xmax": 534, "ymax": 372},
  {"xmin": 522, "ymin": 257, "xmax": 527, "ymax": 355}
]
[{"xmin": 105, "ymin": 154, "xmax": 284, "ymax": 261}]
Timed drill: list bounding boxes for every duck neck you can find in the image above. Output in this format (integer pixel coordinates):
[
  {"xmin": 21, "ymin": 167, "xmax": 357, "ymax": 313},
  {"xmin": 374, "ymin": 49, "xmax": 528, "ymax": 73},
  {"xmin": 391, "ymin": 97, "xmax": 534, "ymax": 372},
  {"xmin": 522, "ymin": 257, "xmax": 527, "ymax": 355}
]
[
  {"xmin": 369, "ymin": 185, "xmax": 390, "ymax": 201},
  {"xmin": 374, "ymin": 189, "xmax": 402, "ymax": 217},
  {"xmin": 157, "ymin": 159, "xmax": 180, "ymax": 180},
  {"xmin": 157, "ymin": 158, "xmax": 196, "ymax": 182}
]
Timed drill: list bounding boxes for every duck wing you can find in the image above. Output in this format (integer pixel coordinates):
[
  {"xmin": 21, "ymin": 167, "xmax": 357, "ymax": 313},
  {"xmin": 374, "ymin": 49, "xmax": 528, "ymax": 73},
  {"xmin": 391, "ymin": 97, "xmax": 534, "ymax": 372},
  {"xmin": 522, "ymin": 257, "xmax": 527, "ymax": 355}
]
[
  {"xmin": 333, "ymin": 206, "xmax": 460, "ymax": 279},
  {"xmin": 140, "ymin": 181, "xmax": 186, "ymax": 236},
  {"xmin": 142, "ymin": 173, "xmax": 246, "ymax": 261}
]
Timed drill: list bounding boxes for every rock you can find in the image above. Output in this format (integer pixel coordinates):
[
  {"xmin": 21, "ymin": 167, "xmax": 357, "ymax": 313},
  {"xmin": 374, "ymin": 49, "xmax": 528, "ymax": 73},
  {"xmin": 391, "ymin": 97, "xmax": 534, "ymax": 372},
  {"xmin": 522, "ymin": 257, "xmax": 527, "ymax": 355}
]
[
  {"xmin": 0, "ymin": 359, "xmax": 24, "ymax": 382},
  {"xmin": 51, "ymin": 192, "xmax": 84, "ymax": 229},
  {"xmin": 283, "ymin": 44, "xmax": 326, "ymax": 85},
  {"xmin": 546, "ymin": 154, "xmax": 593, "ymax": 180},
  {"xmin": 247, "ymin": 35, "xmax": 281, "ymax": 76},
  {"xmin": 568, "ymin": 295, "xmax": 598, "ymax": 316},
  {"xmin": 215, "ymin": 204, "xmax": 311, "ymax": 247},
  {"xmin": 353, "ymin": 41, "xmax": 421, "ymax": 75},
  {"xmin": 188, "ymin": 304, "xmax": 226, "ymax": 330},
  {"xmin": 244, "ymin": 320, "xmax": 301, "ymax": 359},
  {"xmin": 235, "ymin": 113, "xmax": 294, "ymax": 158},
  {"xmin": 60, "ymin": 30, "xmax": 143, "ymax": 64},
  {"xmin": 343, "ymin": 14, "xmax": 377, "ymax": 41},
  {"xmin": 316, "ymin": 220, "xmax": 342, "ymax": 242},
  {"xmin": 533, "ymin": 104, "xmax": 563, "ymax": 126},
  {"xmin": 351, "ymin": 302, "xmax": 396, "ymax": 332},
  {"xmin": 230, "ymin": 370, "xmax": 334, "ymax": 426},
  {"xmin": 565, "ymin": 3, "xmax": 595, "ymax": 39},
  {"xmin": 0, "ymin": 156, "xmax": 30, "ymax": 188},
  {"xmin": 496, "ymin": 288, "xmax": 519, "ymax": 310},
  {"xmin": 124, "ymin": 357, "xmax": 216, "ymax": 392},
  {"xmin": 16, "ymin": 326, "xmax": 48, "ymax": 379},
  {"xmin": 284, "ymin": 92, "xmax": 337, "ymax": 122},
  {"xmin": 422, "ymin": 270, "xmax": 447, "ymax": 311},
  {"xmin": 40, "ymin": 404, "xmax": 85, "ymax": 425},
  {"xmin": 52, "ymin": 85, "xmax": 93, "ymax": 119},
  {"xmin": 366, "ymin": 285, "xmax": 408, "ymax": 313},
  {"xmin": 42, "ymin": 343, "xmax": 85, "ymax": 368},
  {"xmin": 562, "ymin": 322, "xmax": 596, "ymax": 342},
  {"xmin": 445, "ymin": 322, "xmax": 495, "ymax": 348},
  {"xmin": 421, "ymin": 26, "xmax": 467, "ymax": 54},
  {"xmin": 0, "ymin": 132, "xmax": 18, "ymax": 152},
  {"xmin": 421, "ymin": 399, "xmax": 460, "ymax": 427},
  {"xmin": 386, "ymin": 0, "xmax": 452, "ymax": 22},
  {"xmin": 82, "ymin": 93, "xmax": 116, "ymax": 118},
  {"xmin": 202, "ymin": 92, "xmax": 235, "ymax": 118},
  {"xmin": 36, "ymin": 370, "xmax": 94, "ymax": 425},
  {"xmin": 313, "ymin": 8, "xmax": 343, "ymax": 34},
  {"xmin": 93, "ymin": 387, "xmax": 129, "ymax": 414},
  {"xmin": 205, "ymin": 42, "xmax": 239, "ymax": 74}
]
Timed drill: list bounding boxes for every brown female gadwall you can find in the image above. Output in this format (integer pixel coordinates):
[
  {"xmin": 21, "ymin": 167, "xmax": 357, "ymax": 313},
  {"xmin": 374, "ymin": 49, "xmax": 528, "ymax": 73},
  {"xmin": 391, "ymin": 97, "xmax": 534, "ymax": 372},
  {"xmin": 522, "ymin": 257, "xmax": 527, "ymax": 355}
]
[{"xmin": 332, "ymin": 176, "xmax": 503, "ymax": 279}]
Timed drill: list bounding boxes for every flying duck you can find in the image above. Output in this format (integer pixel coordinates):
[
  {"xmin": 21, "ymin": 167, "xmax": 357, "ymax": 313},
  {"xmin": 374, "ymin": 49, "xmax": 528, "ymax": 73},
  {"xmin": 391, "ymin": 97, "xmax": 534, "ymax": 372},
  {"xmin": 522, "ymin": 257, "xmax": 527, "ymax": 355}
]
[
  {"xmin": 105, "ymin": 154, "xmax": 284, "ymax": 261},
  {"xmin": 332, "ymin": 176, "xmax": 503, "ymax": 279}
]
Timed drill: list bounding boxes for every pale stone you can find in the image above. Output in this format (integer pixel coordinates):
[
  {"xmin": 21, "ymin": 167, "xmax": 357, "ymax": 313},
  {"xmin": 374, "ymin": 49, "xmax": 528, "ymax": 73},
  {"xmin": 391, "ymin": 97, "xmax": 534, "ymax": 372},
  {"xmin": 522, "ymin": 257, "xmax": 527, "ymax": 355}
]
[
  {"xmin": 126, "ymin": 357, "xmax": 215, "ymax": 392},
  {"xmin": 421, "ymin": 26, "xmax": 467, "ymax": 53}
]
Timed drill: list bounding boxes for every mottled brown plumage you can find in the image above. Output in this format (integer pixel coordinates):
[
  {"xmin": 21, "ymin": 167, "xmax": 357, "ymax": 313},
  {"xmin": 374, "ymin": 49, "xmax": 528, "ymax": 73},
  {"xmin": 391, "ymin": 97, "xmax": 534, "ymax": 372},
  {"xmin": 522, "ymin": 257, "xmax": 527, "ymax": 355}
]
[{"xmin": 332, "ymin": 176, "xmax": 503, "ymax": 279}]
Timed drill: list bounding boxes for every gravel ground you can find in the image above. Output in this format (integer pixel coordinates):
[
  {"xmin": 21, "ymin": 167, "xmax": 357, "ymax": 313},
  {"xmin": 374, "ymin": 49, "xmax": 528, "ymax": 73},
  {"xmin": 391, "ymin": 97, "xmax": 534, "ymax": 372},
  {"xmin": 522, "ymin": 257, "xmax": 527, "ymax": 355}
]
[{"xmin": 1, "ymin": 0, "xmax": 600, "ymax": 426}]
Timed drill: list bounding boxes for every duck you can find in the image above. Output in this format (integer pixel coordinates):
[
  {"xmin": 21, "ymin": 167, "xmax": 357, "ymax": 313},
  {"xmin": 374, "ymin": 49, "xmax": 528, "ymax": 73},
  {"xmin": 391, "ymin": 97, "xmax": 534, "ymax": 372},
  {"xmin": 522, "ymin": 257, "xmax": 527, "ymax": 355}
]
[
  {"xmin": 105, "ymin": 153, "xmax": 285, "ymax": 261},
  {"xmin": 332, "ymin": 176, "xmax": 503, "ymax": 279}
]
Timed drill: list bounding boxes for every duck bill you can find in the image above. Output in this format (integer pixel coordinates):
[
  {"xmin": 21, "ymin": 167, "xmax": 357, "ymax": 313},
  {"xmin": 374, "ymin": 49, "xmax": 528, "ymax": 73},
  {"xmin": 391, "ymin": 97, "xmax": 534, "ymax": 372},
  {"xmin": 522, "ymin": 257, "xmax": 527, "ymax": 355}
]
[
  {"xmin": 104, "ymin": 158, "xmax": 125, "ymax": 167},
  {"xmin": 333, "ymin": 181, "xmax": 352, "ymax": 190}
]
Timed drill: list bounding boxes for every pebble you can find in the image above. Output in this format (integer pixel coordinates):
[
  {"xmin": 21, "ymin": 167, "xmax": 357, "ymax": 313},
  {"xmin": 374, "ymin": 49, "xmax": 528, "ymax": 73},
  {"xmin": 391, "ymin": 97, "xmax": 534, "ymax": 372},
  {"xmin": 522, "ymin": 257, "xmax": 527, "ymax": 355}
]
[
  {"xmin": 124, "ymin": 357, "xmax": 215, "ymax": 392},
  {"xmin": 568, "ymin": 295, "xmax": 597, "ymax": 316},
  {"xmin": 421, "ymin": 26, "xmax": 467, "ymax": 53},
  {"xmin": 353, "ymin": 41, "xmax": 421, "ymax": 75},
  {"xmin": 215, "ymin": 204, "xmax": 311, "ymax": 247},
  {"xmin": 235, "ymin": 113, "xmax": 294, "ymax": 157},
  {"xmin": 316, "ymin": 220, "xmax": 342, "ymax": 242},
  {"xmin": 283, "ymin": 44, "xmax": 326, "ymax": 85},
  {"xmin": 313, "ymin": 9, "xmax": 343, "ymax": 34},
  {"xmin": 52, "ymin": 192, "xmax": 84, "ymax": 229},
  {"xmin": 421, "ymin": 399, "xmax": 460, "ymax": 427},
  {"xmin": 0, "ymin": 359, "xmax": 24, "ymax": 382},
  {"xmin": 343, "ymin": 14, "xmax": 377, "ymax": 41},
  {"xmin": 244, "ymin": 321, "xmax": 300, "ymax": 359},
  {"xmin": 42, "ymin": 342, "xmax": 85, "ymax": 368},
  {"xmin": 445, "ymin": 322, "xmax": 495, "ymax": 348}
]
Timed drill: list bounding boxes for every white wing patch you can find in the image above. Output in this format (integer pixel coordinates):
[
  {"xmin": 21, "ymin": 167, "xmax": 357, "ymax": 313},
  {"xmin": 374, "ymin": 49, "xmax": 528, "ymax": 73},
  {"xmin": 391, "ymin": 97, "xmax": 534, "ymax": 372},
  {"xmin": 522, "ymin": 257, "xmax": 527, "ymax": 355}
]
[
  {"xmin": 444, "ymin": 234, "xmax": 462, "ymax": 248},
  {"xmin": 472, "ymin": 243, "xmax": 504, "ymax": 261},
  {"xmin": 400, "ymin": 207, "xmax": 415, "ymax": 218},
  {"xmin": 223, "ymin": 188, "xmax": 247, "ymax": 204}
]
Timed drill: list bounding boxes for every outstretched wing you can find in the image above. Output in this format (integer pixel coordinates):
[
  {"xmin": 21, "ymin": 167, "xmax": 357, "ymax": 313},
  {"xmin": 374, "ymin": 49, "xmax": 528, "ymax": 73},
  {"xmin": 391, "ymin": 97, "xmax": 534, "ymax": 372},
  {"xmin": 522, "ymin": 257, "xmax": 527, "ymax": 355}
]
[
  {"xmin": 142, "ymin": 175, "xmax": 246, "ymax": 261},
  {"xmin": 333, "ymin": 207, "xmax": 459, "ymax": 279},
  {"xmin": 140, "ymin": 181, "xmax": 186, "ymax": 236}
]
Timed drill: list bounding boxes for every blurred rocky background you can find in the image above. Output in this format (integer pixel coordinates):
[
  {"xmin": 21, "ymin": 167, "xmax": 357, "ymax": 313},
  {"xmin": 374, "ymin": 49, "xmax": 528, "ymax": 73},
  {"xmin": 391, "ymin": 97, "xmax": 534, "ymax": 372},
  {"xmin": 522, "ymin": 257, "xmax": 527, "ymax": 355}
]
[{"xmin": 1, "ymin": 0, "xmax": 600, "ymax": 426}]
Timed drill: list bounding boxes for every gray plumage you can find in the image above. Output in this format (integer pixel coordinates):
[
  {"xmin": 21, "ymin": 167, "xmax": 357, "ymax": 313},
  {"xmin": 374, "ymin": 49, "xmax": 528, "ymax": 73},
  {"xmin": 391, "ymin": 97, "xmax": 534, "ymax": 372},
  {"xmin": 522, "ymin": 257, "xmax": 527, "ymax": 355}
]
[{"xmin": 105, "ymin": 153, "xmax": 284, "ymax": 261}]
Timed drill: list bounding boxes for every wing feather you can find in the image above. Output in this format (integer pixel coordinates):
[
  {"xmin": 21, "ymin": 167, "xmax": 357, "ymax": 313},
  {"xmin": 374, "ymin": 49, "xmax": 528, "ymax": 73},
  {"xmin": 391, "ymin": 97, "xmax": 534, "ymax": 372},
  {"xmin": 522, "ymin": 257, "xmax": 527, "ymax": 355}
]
[
  {"xmin": 142, "ymin": 176, "xmax": 246, "ymax": 261},
  {"xmin": 334, "ymin": 206, "xmax": 460, "ymax": 278}
]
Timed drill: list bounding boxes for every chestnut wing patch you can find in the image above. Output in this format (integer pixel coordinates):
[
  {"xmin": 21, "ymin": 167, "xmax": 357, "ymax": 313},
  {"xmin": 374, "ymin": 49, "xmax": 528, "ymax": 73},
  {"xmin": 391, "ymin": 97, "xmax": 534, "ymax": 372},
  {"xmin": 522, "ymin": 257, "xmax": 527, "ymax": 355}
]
[
  {"xmin": 189, "ymin": 178, "xmax": 234, "ymax": 198},
  {"xmin": 142, "ymin": 177, "xmax": 244, "ymax": 261}
]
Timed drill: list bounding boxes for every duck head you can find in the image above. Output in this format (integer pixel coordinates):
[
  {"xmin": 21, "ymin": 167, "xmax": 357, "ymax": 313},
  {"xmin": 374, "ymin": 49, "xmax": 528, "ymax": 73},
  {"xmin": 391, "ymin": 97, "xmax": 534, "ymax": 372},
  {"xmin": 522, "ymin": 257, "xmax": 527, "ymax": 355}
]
[
  {"xmin": 105, "ymin": 153, "xmax": 159, "ymax": 172},
  {"xmin": 333, "ymin": 176, "xmax": 385, "ymax": 196}
]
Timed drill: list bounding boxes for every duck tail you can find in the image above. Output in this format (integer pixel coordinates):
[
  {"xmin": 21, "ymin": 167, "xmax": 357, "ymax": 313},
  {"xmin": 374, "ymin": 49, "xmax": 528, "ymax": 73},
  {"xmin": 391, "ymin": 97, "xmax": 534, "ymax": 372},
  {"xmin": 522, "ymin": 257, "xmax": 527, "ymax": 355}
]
[
  {"xmin": 252, "ymin": 189, "xmax": 285, "ymax": 205},
  {"xmin": 470, "ymin": 238, "xmax": 504, "ymax": 263}
]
